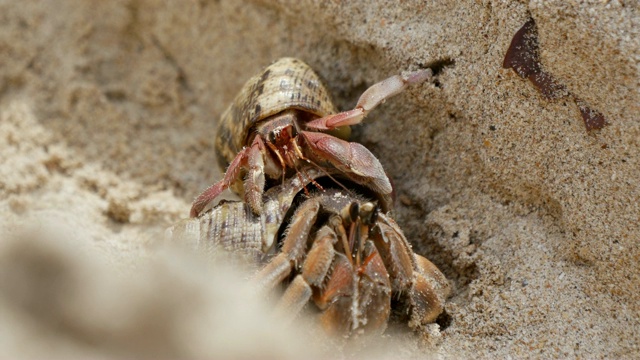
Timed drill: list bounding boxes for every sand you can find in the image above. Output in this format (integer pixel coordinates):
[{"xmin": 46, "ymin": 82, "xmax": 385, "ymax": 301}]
[{"xmin": 0, "ymin": 0, "xmax": 638, "ymax": 358}]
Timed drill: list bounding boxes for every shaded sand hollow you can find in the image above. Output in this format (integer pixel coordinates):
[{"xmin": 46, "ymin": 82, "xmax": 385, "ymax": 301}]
[{"xmin": 0, "ymin": 1, "xmax": 638, "ymax": 358}]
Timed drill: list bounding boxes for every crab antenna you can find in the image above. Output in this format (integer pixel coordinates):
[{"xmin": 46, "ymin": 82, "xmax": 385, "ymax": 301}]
[
  {"xmin": 334, "ymin": 218, "xmax": 353, "ymax": 265},
  {"xmin": 349, "ymin": 219, "xmax": 359, "ymax": 264},
  {"xmin": 263, "ymin": 138, "xmax": 287, "ymax": 187},
  {"xmin": 291, "ymin": 160, "xmax": 328, "ymax": 198},
  {"xmin": 295, "ymin": 170, "xmax": 310, "ymax": 197},
  {"xmin": 357, "ymin": 221, "xmax": 366, "ymax": 267},
  {"xmin": 358, "ymin": 251, "xmax": 379, "ymax": 276},
  {"xmin": 303, "ymin": 157, "xmax": 355, "ymax": 196},
  {"xmin": 300, "ymin": 166, "xmax": 325, "ymax": 192}
]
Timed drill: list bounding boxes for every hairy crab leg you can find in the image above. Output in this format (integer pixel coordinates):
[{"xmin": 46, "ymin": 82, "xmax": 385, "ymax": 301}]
[
  {"xmin": 409, "ymin": 254, "xmax": 451, "ymax": 327},
  {"xmin": 372, "ymin": 213, "xmax": 415, "ymax": 290},
  {"xmin": 274, "ymin": 227, "xmax": 336, "ymax": 322},
  {"xmin": 252, "ymin": 199, "xmax": 321, "ymax": 291},
  {"xmin": 373, "ymin": 212, "xmax": 451, "ymax": 329}
]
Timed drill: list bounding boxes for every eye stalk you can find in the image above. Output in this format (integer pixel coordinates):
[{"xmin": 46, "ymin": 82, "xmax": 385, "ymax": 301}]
[
  {"xmin": 340, "ymin": 201, "xmax": 360, "ymax": 225},
  {"xmin": 289, "ymin": 124, "xmax": 299, "ymax": 138},
  {"xmin": 266, "ymin": 125, "xmax": 297, "ymax": 147},
  {"xmin": 260, "ymin": 112, "xmax": 298, "ymax": 147},
  {"xmin": 359, "ymin": 202, "xmax": 378, "ymax": 225},
  {"xmin": 266, "ymin": 130, "xmax": 277, "ymax": 144}
]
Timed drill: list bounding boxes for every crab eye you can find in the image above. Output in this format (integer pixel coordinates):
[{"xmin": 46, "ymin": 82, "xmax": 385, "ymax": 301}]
[
  {"xmin": 267, "ymin": 131, "xmax": 277, "ymax": 143},
  {"xmin": 369, "ymin": 206, "xmax": 379, "ymax": 225},
  {"xmin": 288, "ymin": 125, "xmax": 298, "ymax": 138},
  {"xmin": 359, "ymin": 202, "xmax": 377, "ymax": 225},
  {"xmin": 348, "ymin": 202, "xmax": 359, "ymax": 222},
  {"xmin": 340, "ymin": 202, "xmax": 359, "ymax": 224}
]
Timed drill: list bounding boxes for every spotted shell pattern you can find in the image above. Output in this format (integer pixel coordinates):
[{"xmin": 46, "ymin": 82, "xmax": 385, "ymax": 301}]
[
  {"xmin": 167, "ymin": 200, "xmax": 268, "ymax": 264},
  {"xmin": 168, "ymin": 167, "xmax": 327, "ymax": 265},
  {"xmin": 214, "ymin": 58, "xmax": 338, "ymax": 170}
]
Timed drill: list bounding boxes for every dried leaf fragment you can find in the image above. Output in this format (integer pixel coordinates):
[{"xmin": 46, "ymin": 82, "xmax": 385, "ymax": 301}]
[
  {"xmin": 528, "ymin": 70, "xmax": 567, "ymax": 100},
  {"xmin": 503, "ymin": 17, "xmax": 609, "ymax": 132},
  {"xmin": 503, "ymin": 18, "xmax": 567, "ymax": 99},
  {"xmin": 578, "ymin": 104, "xmax": 608, "ymax": 131},
  {"xmin": 503, "ymin": 18, "xmax": 541, "ymax": 78}
]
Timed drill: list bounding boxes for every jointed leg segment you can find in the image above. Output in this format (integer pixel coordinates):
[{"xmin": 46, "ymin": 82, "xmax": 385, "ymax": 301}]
[
  {"xmin": 305, "ymin": 69, "xmax": 432, "ymax": 131},
  {"xmin": 252, "ymin": 199, "xmax": 321, "ymax": 292},
  {"xmin": 273, "ymin": 227, "xmax": 336, "ymax": 323},
  {"xmin": 190, "ymin": 137, "xmax": 268, "ymax": 217}
]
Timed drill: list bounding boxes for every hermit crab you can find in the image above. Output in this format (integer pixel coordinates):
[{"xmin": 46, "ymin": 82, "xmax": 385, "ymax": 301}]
[
  {"xmin": 253, "ymin": 188, "xmax": 449, "ymax": 336},
  {"xmin": 190, "ymin": 57, "xmax": 431, "ymax": 217},
  {"xmin": 172, "ymin": 170, "xmax": 450, "ymax": 336}
]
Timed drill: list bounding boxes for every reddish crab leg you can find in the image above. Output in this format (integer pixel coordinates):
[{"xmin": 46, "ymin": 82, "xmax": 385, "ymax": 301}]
[
  {"xmin": 190, "ymin": 145, "xmax": 250, "ymax": 217},
  {"xmin": 306, "ymin": 69, "xmax": 432, "ymax": 131},
  {"xmin": 274, "ymin": 228, "xmax": 336, "ymax": 323},
  {"xmin": 190, "ymin": 137, "xmax": 268, "ymax": 217}
]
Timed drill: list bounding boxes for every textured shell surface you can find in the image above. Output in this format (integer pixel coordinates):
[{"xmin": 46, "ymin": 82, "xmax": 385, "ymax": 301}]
[
  {"xmin": 167, "ymin": 200, "xmax": 267, "ymax": 265},
  {"xmin": 215, "ymin": 57, "xmax": 338, "ymax": 167},
  {"xmin": 168, "ymin": 167, "xmax": 326, "ymax": 264}
]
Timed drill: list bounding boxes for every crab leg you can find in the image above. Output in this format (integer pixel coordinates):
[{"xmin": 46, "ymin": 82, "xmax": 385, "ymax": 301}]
[
  {"xmin": 409, "ymin": 254, "xmax": 451, "ymax": 326},
  {"xmin": 372, "ymin": 212, "xmax": 451, "ymax": 328},
  {"xmin": 244, "ymin": 141, "xmax": 266, "ymax": 213},
  {"xmin": 372, "ymin": 213, "xmax": 415, "ymax": 291},
  {"xmin": 190, "ymin": 146, "xmax": 250, "ymax": 217},
  {"xmin": 305, "ymin": 69, "xmax": 431, "ymax": 131},
  {"xmin": 252, "ymin": 199, "xmax": 321, "ymax": 291},
  {"xmin": 190, "ymin": 137, "xmax": 267, "ymax": 217},
  {"xmin": 274, "ymin": 227, "xmax": 336, "ymax": 322}
]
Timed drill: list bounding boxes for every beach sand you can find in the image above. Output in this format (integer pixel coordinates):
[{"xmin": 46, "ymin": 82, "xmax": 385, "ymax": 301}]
[{"xmin": 1, "ymin": 1, "xmax": 638, "ymax": 358}]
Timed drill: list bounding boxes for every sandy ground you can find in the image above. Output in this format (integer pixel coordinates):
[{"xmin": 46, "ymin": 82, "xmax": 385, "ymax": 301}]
[{"xmin": 0, "ymin": 0, "xmax": 638, "ymax": 358}]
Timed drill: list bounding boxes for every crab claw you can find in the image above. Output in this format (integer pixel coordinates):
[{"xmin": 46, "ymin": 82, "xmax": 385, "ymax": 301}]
[{"xmin": 301, "ymin": 131, "xmax": 392, "ymax": 197}]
